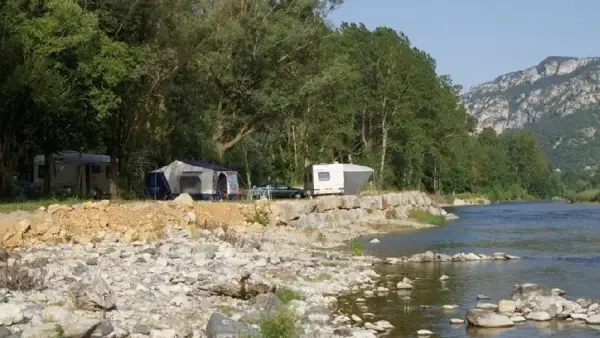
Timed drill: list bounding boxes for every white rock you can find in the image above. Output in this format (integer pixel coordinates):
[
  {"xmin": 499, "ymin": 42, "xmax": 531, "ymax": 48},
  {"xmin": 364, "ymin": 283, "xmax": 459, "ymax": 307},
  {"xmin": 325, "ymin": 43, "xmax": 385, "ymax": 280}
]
[
  {"xmin": 439, "ymin": 274, "xmax": 450, "ymax": 281},
  {"xmin": 510, "ymin": 315, "xmax": 527, "ymax": 323},
  {"xmin": 374, "ymin": 320, "xmax": 394, "ymax": 329},
  {"xmin": 585, "ymin": 314, "xmax": 600, "ymax": 325},
  {"xmin": 364, "ymin": 322, "xmax": 384, "ymax": 332},
  {"xmin": 396, "ymin": 282, "xmax": 413, "ymax": 289},
  {"xmin": 369, "ymin": 238, "xmax": 380, "ymax": 244},
  {"xmin": 417, "ymin": 329, "xmax": 433, "ymax": 336},
  {"xmin": 526, "ymin": 311, "xmax": 552, "ymax": 321},
  {"xmin": 450, "ymin": 318, "xmax": 465, "ymax": 324},
  {"xmin": 477, "ymin": 303, "xmax": 498, "ymax": 310},
  {"xmin": 351, "ymin": 314, "xmax": 363, "ymax": 323},
  {"xmin": 571, "ymin": 313, "xmax": 588, "ymax": 320},
  {"xmin": 466, "ymin": 309, "xmax": 514, "ymax": 328},
  {"xmin": 498, "ymin": 300, "xmax": 517, "ymax": 313}
]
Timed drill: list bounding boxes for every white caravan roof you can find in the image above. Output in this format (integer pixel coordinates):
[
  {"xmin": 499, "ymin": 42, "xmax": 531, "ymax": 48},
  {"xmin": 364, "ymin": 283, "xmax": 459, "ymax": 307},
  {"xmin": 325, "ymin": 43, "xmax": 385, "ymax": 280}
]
[{"xmin": 34, "ymin": 151, "xmax": 112, "ymax": 166}]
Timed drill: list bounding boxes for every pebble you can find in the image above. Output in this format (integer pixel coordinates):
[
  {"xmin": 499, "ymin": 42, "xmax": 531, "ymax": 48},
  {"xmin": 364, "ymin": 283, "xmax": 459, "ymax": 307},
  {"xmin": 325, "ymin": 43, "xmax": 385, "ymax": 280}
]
[
  {"xmin": 439, "ymin": 274, "xmax": 450, "ymax": 281},
  {"xmin": 417, "ymin": 329, "xmax": 434, "ymax": 336},
  {"xmin": 450, "ymin": 318, "xmax": 465, "ymax": 324}
]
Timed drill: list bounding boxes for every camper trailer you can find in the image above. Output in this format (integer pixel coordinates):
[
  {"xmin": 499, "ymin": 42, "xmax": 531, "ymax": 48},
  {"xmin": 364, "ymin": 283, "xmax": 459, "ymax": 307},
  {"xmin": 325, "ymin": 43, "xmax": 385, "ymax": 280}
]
[
  {"xmin": 33, "ymin": 151, "xmax": 114, "ymax": 197},
  {"xmin": 304, "ymin": 163, "xmax": 373, "ymax": 196},
  {"xmin": 144, "ymin": 160, "xmax": 240, "ymax": 200}
]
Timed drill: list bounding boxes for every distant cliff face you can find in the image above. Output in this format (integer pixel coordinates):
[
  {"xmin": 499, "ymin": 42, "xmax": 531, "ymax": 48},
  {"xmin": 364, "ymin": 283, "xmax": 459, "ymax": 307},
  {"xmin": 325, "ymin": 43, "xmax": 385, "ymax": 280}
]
[{"xmin": 463, "ymin": 56, "xmax": 600, "ymax": 170}]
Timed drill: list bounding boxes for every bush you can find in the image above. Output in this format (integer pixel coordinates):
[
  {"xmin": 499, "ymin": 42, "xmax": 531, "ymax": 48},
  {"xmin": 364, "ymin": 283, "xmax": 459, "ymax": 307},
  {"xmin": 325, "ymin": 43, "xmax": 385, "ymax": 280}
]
[
  {"xmin": 275, "ymin": 286, "xmax": 304, "ymax": 304},
  {"xmin": 0, "ymin": 259, "xmax": 45, "ymax": 291},
  {"xmin": 568, "ymin": 189, "xmax": 600, "ymax": 203},
  {"xmin": 259, "ymin": 307, "xmax": 297, "ymax": 338},
  {"xmin": 408, "ymin": 209, "xmax": 445, "ymax": 226},
  {"xmin": 350, "ymin": 238, "xmax": 365, "ymax": 256}
]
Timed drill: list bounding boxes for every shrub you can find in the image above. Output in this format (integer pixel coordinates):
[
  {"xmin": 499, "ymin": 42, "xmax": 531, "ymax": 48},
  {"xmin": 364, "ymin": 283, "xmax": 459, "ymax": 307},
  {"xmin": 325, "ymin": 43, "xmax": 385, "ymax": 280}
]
[
  {"xmin": 52, "ymin": 325, "xmax": 66, "ymax": 338},
  {"xmin": 0, "ymin": 259, "xmax": 45, "ymax": 291},
  {"xmin": 408, "ymin": 209, "xmax": 445, "ymax": 226},
  {"xmin": 316, "ymin": 232, "xmax": 327, "ymax": 244},
  {"xmin": 259, "ymin": 307, "xmax": 297, "ymax": 338},
  {"xmin": 275, "ymin": 286, "xmax": 304, "ymax": 304},
  {"xmin": 350, "ymin": 238, "xmax": 365, "ymax": 256},
  {"xmin": 568, "ymin": 189, "xmax": 600, "ymax": 203}
]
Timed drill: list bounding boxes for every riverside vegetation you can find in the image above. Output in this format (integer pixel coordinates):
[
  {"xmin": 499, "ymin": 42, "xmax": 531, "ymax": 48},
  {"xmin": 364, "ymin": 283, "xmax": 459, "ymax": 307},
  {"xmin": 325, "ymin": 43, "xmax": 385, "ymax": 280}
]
[{"xmin": 0, "ymin": 0, "xmax": 559, "ymax": 202}]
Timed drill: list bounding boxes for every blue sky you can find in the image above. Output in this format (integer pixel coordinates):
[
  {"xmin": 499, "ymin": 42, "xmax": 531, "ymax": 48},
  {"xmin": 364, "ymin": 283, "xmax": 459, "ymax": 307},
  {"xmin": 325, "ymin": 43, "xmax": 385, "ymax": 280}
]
[{"xmin": 328, "ymin": 0, "xmax": 600, "ymax": 91}]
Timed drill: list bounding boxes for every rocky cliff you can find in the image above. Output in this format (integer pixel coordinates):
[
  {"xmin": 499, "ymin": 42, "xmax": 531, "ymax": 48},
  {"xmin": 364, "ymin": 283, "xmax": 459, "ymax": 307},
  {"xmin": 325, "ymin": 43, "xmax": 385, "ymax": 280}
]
[{"xmin": 463, "ymin": 56, "xmax": 600, "ymax": 170}]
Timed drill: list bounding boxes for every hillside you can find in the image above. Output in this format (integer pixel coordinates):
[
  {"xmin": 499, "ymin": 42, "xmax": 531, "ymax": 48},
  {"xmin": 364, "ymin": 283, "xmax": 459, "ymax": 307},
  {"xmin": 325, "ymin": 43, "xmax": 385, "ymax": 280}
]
[{"xmin": 463, "ymin": 56, "xmax": 600, "ymax": 170}]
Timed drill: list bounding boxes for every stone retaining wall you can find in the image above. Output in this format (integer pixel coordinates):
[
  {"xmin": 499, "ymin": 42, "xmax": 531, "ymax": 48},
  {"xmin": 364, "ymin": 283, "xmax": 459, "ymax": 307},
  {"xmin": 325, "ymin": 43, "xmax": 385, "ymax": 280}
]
[{"xmin": 269, "ymin": 191, "xmax": 455, "ymax": 228}]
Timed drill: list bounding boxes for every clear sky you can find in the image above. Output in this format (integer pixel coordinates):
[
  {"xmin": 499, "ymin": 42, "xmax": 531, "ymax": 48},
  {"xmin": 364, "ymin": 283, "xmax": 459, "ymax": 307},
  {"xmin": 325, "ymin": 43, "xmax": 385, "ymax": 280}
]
[{"xmin": 328, "ymin": 0, "xmax": 600, "ymax": 91}]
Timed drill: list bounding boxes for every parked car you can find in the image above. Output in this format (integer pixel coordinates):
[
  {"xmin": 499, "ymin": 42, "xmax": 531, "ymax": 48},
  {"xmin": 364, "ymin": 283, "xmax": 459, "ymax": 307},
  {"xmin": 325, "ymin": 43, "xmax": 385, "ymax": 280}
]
[{"xmin": 253, "ymin": 182, "xmax": 307, "ymax": 199}]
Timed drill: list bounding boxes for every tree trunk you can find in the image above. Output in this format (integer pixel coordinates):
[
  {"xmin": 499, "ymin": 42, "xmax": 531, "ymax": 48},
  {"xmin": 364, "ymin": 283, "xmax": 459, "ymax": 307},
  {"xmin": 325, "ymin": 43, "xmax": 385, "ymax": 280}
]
[
  {"xmin": 379, "ymin": 125, "xmax": 388, "ymax": 188},
  {"xmin": 292, "ymin": 124, "xmax": 298, "ymax": 177},
  {"xmin": 0, "ymin": 142, "xmax": 5, "ymax": 196},
  {"xmin": 43, "ymin": 151, "xmax": 55, "ymax": 198},
  {"xmin": 108, "ymin": 148, "xmax": 119, "ymax": 199},
  {"xmin": 379, "ymin": 96, "xmax": 388, "ymax": 188}
]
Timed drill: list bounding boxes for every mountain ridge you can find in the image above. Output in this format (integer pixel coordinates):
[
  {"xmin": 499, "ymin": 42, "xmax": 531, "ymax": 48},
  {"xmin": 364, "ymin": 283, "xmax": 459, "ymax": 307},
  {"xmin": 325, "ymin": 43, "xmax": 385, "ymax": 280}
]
[{"xmin": 463, "ymin": 56, "xmax": 600, "ymax": 170}]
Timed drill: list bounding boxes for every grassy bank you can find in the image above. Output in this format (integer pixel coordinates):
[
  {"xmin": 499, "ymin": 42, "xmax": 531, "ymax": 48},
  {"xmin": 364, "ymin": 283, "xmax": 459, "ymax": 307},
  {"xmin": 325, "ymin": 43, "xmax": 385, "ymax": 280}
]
[
  {"xmin": 566, "ymin": 189, "xmax": 600, "ymax": 203},
  {"xmin": 440, "ymin": 186, "xmax": 538, "ymax": 204},
  {"xmin": 0, "ymin": 198, "xmax": 86, "ymax": 213},
  {"xmin": 408, "ymin": 209, "xmax": 445, "ymax": 226}
]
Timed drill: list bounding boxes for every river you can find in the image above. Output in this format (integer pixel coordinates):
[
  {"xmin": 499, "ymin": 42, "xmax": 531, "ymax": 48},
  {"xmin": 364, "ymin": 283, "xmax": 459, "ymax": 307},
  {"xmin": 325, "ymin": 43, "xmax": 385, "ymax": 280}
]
[{"xmin": 338, "ymin": 201, "xmax": 600, "ymax": 337}]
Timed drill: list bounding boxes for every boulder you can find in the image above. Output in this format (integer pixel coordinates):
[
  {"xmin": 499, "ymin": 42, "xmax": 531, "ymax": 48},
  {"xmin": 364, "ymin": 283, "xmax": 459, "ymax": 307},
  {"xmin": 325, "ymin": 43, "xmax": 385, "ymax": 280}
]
[
  {"xmin": 173, "ymin": 193, "xmax": 194, "ymax": 207},
  {"xmin": 466, "ymin": 309, "xmax": 514, "ymax": 328},
  {"xmin": 464, "ymin": 253, "xmax": 482, "ymax": 261},
  {"xmin": 498, "ymin": 300, "xmax": 517, "ymax": 313},
  {"xmin": 270, "ymin": 202, "xmax": 302, "ymax": 222},
  {"xmin": 586, "ymin": 314, "xmax": 600, "ymax": 325},
  {"xmin": 206, "ymin": 312, "xmax": 260, "ymax": 338},
  {"xmin": 21, "ymin": 324, "xmax": 61, "ymax": 338},
  {"xmin": 316, "ymin": 197, "xmax": 339, "ymax": 213},
  {"xmin": 511, "ymin": 283, "xmax": 554, "ymax": 309},
  {"xmin": 526, "ymin": 311, "xmax": 552, "ymax": 321},
  {"xmin": 0, "ymin": 303, "xmax": 27, "ymax": 326},
  {"xmin": 510, "ymin": 316, "xmax": 526, "ymax": 323},
  {"xmin": 67, "ymin": 271, "xmax": 116, "ymax": 311},
  {"xmin": 396, "ymin": 282, "xmax": 413, "ymax": 290}
]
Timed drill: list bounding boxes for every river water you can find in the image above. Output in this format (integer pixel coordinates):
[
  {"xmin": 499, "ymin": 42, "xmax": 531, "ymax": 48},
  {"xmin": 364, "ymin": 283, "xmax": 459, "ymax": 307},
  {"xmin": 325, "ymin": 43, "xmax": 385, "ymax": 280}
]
[{"xmin": 338, "ymin": 202, "xmax": 600, "ymax": 338}]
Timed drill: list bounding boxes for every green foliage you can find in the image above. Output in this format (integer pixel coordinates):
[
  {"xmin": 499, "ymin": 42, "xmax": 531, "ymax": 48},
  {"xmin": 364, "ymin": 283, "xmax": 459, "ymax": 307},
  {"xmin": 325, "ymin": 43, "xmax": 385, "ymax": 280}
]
[
  {"xmin": 350, "ymin": 238, "xmax": 365, "ymax": 256},
  {"xmin": 259, "ymin": 307, "xmax": 298, "ymax": 338},
  {"xmin": 567, "ymin": 189, "xmax": 600, "ymax": 203},
  {"xmin": 408, "ymin": 209, "xmax": 445, "ymax": 226},
  {"xmin": 316, "ymin": 232, "xmax": 327, "ymax": 244},
  {"xmin": 275, "ymin": 286, "xmax": 304, "ymax": 304},
  {"xmin": 52, "ymin": 325, "xmax": 66, "ymax": 338},
  {"xmin": 0, "ymin": 0, "xmax": 559, "ymax": 201}
]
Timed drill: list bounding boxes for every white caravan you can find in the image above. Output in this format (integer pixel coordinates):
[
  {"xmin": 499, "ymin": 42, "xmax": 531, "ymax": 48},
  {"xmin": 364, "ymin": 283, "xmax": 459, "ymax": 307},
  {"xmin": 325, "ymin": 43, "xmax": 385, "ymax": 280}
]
[
  {"xmin": 33, "ymin": 150, "xmax": 114, "ymax": 197},
  {"xmin": 304, "ymin": 163, "xmax": 374, "ymax": 196}
]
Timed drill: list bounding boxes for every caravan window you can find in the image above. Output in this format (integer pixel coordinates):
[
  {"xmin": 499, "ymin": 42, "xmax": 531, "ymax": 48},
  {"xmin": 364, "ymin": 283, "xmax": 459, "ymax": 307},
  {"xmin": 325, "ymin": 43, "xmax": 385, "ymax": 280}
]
[{"xmin": 317, "ymin": 172, "xmax": 330, "ymax": 182}]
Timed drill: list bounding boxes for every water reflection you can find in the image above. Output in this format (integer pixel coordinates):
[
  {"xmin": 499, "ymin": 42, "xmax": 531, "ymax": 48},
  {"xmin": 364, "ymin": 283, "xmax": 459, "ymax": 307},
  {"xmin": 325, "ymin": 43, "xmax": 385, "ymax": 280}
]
[{"xmin": 338, "ymin": 202, "xmax": 600, "ymax": 337}]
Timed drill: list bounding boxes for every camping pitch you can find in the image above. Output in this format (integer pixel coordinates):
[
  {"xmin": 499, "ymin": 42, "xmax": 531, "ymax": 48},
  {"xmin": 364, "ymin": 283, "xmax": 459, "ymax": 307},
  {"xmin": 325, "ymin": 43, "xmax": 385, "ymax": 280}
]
[{"xmin": 145, "ymin": 160, "xmax": 239, "ymax": 200}]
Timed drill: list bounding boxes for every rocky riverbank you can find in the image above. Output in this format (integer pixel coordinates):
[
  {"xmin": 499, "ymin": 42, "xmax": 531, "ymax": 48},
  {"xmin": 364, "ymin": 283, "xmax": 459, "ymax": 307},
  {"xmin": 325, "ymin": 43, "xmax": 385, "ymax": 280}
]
[
  {"xmin": 270, "ymin": 191, "xmax": 457, "ymax": 228},
  {"xmin": 0, "ymin": 221, "xmax": 396, "ymax": 338},
  {"xmin": 0, "ymin": 191, "xmax": 456, "ymax": 337},
  {"xmin": 466, "ymin": 283, "xmax": 600, "ymax": 328}
]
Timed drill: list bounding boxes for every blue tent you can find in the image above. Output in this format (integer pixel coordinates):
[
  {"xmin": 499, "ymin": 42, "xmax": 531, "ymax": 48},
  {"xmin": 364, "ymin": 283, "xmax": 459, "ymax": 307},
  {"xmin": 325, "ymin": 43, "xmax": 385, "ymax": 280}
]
[{"xmin": 145, "ymin": 160, "xmax": 239, "ymax": 200}]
